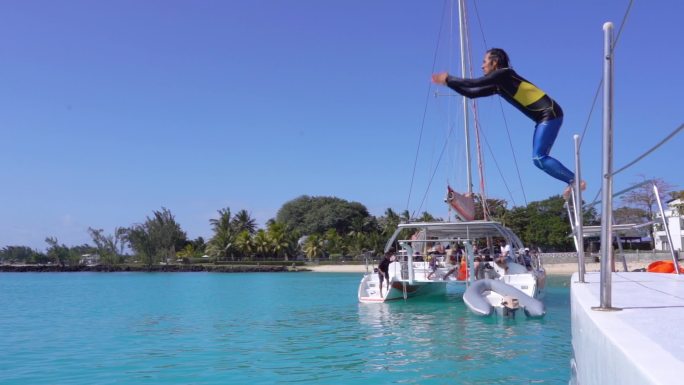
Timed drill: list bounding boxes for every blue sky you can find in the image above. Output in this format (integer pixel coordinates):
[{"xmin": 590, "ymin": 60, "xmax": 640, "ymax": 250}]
[{"xmin": 1, "ymin": 0, "xmax": 682, "ymax": 251}]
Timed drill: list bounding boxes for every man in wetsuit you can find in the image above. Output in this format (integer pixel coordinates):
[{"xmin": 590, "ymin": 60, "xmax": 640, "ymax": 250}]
[
  {"xmin": 431, "ymin": 48, "xmax": 585, "ymax": 198},
  {"xmin": 378, "ymin": 250, "xmax": 392, "ymax": 297}
]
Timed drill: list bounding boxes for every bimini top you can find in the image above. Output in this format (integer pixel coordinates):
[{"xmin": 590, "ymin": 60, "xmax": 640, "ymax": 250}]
[{"xmin": 384, "ymin": 220, "xmax": 524, "ymax": 252}]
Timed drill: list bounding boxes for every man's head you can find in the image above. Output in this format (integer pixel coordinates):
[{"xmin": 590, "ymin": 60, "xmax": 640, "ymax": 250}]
[{"xmin": 482, "ymin": 48, "xmax": 510, "ymax": 75}]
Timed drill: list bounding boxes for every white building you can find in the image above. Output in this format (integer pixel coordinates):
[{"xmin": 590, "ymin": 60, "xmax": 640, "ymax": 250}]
[
  {"xmin": 79, "ymin": 253, "xmax": 101, "ymax": 266},
  {"xmin": 654, "ymin": 198, "xmax": 684, "ymax": 252}
]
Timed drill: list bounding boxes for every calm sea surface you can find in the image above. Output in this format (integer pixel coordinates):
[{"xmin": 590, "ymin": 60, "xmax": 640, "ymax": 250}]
[{"xmin": 0, "ymin": 272, "xmax": 571, "ymax": 384}]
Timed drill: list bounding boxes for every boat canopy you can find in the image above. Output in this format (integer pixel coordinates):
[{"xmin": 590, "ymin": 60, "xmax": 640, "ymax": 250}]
[{"xmin": 384, "ymin": 221, "xmax": 524, "ymax": 253}]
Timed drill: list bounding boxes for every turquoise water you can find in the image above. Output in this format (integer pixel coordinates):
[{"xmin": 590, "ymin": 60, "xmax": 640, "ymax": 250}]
[{"xmin": 0, "ymin": 272, "xmax": 571, "ymax": 384}]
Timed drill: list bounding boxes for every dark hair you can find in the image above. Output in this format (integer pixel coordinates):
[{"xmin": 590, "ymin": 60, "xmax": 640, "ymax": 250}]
[{"xmin": 486, "ymin": 48, "xmax": 510, "ymax": 69}]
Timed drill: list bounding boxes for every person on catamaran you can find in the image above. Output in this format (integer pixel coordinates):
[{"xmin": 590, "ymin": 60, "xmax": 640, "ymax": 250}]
[
  {"xmin": 431, "ymin": 48, "xmax": 585, "ymax": 198},
  {"xmin": 378, "ymin": 250, "xmax": 393, "ymax": 297}
]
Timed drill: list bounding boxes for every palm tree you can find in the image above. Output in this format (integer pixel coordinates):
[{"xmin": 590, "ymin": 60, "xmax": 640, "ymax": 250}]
[
  {"xmin": 347, "ymin": 217, "xmax": 368, "ymax": 259},
  {"xmin": 381, "ymin": 208, "xmax": 401, "ymax": 236},
  {"xmin": 207, "ymin": 208, "xmax": 236, "ymax": 260},
  {"xmin": 210, "ymin": 208, "xmax": 232, "ymax": 234},
  {"xmin": 177, "ymin": 244, "xmax": 196, "ymax": 260},
  {"xmin": 303, "ymin": 234, "xmax": 325, "ymax": 261},
  {"xmin": 232, "ymin": 209, "xmax": 257, "ymax": 235},
  {"xmin": 267, "ymin": 222, "xmax": 292, "ymax": 261},
  {"xmin": 252, "ymin": 230, "xmax": 271, "ymax": 260},
  {"xmin": 324, "ymin": 228, "xmax": 345, "ymax": 256},
  {"xmin": 234, "ymin": 230, "xmax": 253, "ymax": 261}
]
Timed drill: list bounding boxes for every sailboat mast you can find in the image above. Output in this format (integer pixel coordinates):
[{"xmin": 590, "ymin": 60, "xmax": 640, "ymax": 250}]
[{"xmin": 457, "ymin": 0, "xmax": 472, "ymax": 194}]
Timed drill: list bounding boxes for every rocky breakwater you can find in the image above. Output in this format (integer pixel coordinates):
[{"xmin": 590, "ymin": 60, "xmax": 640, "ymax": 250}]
[{"xmin": 0, "ymin": 264, "xmax": 294, "ymax": 273}]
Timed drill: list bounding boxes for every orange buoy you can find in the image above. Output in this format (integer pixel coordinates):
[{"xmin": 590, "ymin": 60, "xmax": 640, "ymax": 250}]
[{"xmin": 647, "ymin": 260, "xmax": 684, "ymax": 274}]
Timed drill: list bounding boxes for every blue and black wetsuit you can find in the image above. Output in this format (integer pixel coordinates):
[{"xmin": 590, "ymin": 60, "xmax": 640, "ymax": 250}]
[{"xmin": 446, "ymin": 68, "xmax": 574, "ymax": 184}]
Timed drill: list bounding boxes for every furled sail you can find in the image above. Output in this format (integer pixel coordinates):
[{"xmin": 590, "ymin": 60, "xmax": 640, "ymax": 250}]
[{"xmin": 446, "ymin": 185, "xmax": 475, "ymax": 221}]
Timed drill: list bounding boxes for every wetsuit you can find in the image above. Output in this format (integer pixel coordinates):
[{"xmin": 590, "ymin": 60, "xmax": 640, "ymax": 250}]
[{"xmin": 446, "ymin": 68, "xmax": 575, "ymax": 184}]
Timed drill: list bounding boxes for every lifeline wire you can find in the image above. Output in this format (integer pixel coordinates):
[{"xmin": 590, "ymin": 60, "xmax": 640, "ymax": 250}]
[
  {"xmin": 612, "ymin": 123, "xmax": 684, "ymax": 176},
  {"xmin": 586, "ymin": 122, "xmax": 684, "ymax": 208}
]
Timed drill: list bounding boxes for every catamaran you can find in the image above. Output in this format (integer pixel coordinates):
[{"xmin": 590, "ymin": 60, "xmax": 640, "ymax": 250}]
[{"xmin": 357, "ymin": 220, "xmax": 545, "ymax": 311}]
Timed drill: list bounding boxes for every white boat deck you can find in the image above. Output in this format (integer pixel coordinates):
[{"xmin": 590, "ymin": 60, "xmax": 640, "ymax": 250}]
[{"xmin": 571, "ymin": 271, "xmax": 684, "ymax": 385}]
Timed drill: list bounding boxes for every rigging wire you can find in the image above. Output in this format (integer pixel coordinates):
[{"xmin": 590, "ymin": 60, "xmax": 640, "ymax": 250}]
[
  {"xmin": 415, "ymin": 123, "xmax": 455, "ymax": 217},
  {"xmin": 475, "ymin": 122, "xmax": 518, "ymax": 207},
  {"xmin": 497, "ymin": 98, "xmax": 529, "ymax": 206},
  {"xmin": 470, "ymin": 0, "xmax": 528, "ymax": 207},
  {"xmin": 405, "ymin": 0, "xmax": 450, "ymax": 216}
]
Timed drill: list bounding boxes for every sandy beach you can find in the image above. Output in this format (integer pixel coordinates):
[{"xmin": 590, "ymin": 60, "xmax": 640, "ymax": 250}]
[{"xmin": 304, "ymin": 261, "xmax": 652, "ymax": 275}]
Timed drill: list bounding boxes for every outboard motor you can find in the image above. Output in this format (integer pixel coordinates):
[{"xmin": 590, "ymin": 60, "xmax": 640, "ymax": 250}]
[{"xmin": 501, "ymin": 295, "xmax": 520, "ymax": 318}]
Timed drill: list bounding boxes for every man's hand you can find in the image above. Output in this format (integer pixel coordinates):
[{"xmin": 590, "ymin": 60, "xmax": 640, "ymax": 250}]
[{"xmin": 431, "ymin": 72, "xmax": 449, "ymax": 85}]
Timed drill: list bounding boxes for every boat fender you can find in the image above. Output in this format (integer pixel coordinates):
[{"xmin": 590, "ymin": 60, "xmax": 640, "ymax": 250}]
[{"xmin": 463, "ymin": 278, "xmax": 546, "ymax": 318}]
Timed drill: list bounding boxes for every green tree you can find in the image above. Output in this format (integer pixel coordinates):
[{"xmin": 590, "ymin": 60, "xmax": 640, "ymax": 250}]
[
  {"xmin": 45, "ymin": 237, "xmax": 79, "ymax": 267},
  {"xmin": 324, "ymin": 228, "xmax": 345, "ymax": 256},
  {"xmin": 378, "ymin": 208, "xmax": 401, "ymax": 237},
  {"xmin": 0, "ymin": 246, "xmax": 46, "ymax": 264},
  {"xmin": 507, "ymin": 196, "xmax": 573, "ymax": 251},
  {"xmin": 252, "ymin": 230, "xmax": 271, "ymax": 260},
  {"xmin": 277, "ymin": 195, "xmax": 371, "ymax": 235},
  {"xmin": 88, "ymin": 227, "xmax": 121, "ymax": 266},
  {"xmin": 176, "ymin": 244, "xmax": 196, "ymax": 260},
  {"xmin": 417, "ymin": 211, "xmax": 436, "ymax": 222},
  {"xmin": 206, "ymin": 208, "xmax": 237, "ymax": 260},
  {"xmin": 126, "ymin": 224, "xmax": 155, "ymax": 267},
  {"xmin": 303, "ymin": 234, "xmax": 325, "ymax": 261},
  {"xmin": 474, "ymin": 196, "xmax": 508, "ymax": 222},
  {"xmin": 126, "ymin": 207, "xmax": 186, "ymax": 268},
  {"xmin": 190, "ymin": 237, "xmax": 206, "ymax": 255},
  {"xmin": 234, "ymin": 230, "xmax": 254, "ymax": 260},
  {"xmin": 232, "ymin": 209, "xmax": 257, "ymax": 235},
  {"xmin": 266, "ymin": 221, "xmax": 296, "ymax": 261},
  {"xmin": 178, "ymin": 237, "xmax": 206, "ymax": 258},
  {"xmin": 346, "ymin": 217, "xmax": 372, "ymax": 259}
]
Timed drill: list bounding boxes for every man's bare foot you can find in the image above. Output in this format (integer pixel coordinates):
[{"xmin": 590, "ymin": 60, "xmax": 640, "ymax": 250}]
[
  {"xmin": 563, "ymin": 185, "xmax": 573, "ymax": 200},
  {"xmin": 563, "ymin": 180, "xmax": 587, "ymax": 200}
]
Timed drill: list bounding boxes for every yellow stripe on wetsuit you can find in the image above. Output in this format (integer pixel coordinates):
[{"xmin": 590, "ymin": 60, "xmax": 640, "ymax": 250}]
[{"xmin": 513, "ymin": 81, "xmax": 545, "ymax": 106}]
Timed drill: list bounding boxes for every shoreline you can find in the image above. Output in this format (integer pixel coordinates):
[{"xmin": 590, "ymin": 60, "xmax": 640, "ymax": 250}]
[
  {"xmin": 0, "ymin": 265, "xmax": 290, "ymax": 273},
  {"xmin": 0, "ymin": 261, "xmax": 655, "ymax": 275},
  {"xmin": 304, "ymin": 261, "xmax": 653, "ymax": 275}
]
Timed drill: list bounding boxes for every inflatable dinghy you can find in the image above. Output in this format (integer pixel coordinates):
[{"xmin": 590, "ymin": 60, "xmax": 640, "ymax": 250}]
[{"xmin": 463, "ymin": 278, "xmax": 545, "ymax": 318}]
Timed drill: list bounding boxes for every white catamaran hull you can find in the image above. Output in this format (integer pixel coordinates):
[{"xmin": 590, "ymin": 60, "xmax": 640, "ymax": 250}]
[
  {"xmin": 570, "ymin": 271, "xmax": 684, "ymax": 385},
  {"xmin": 357, "ymin": 272, "xmax": 448, "ymax": 303}
]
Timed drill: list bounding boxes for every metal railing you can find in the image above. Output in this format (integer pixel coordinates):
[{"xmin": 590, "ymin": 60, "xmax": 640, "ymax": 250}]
[{"xmin": 566, "ymin": 22, "xmax": 683, "ymax": 311}]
